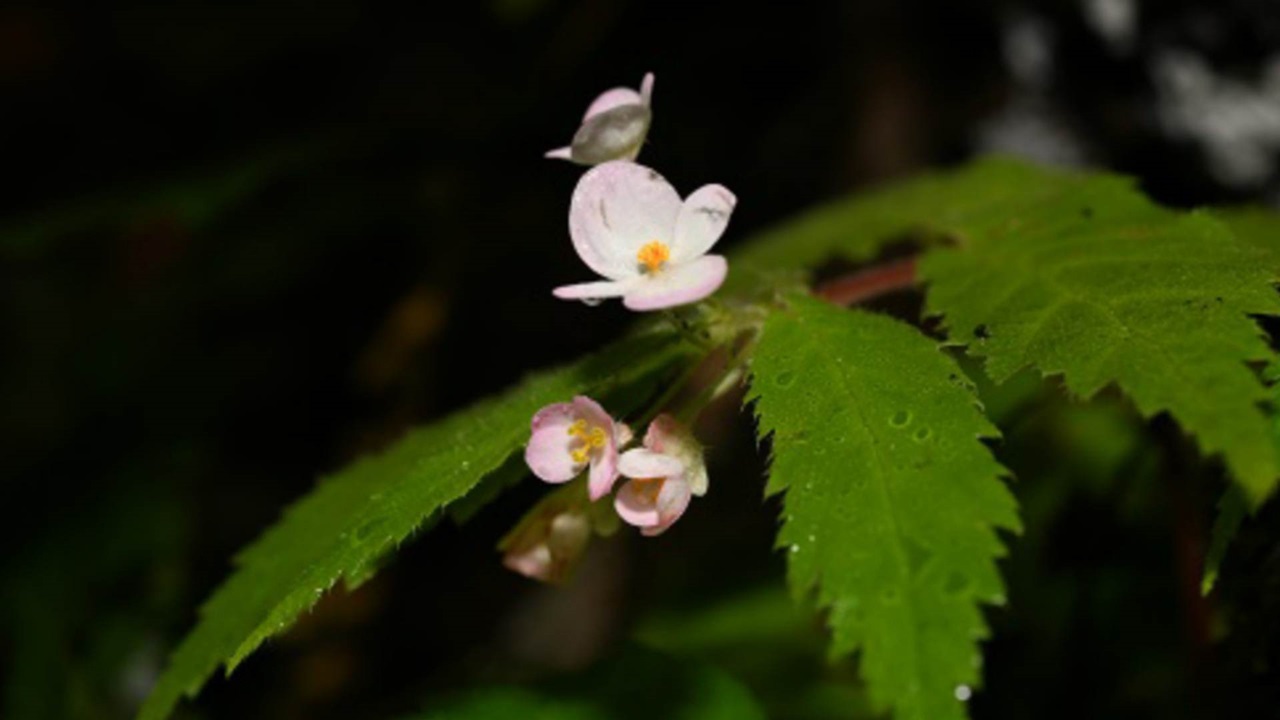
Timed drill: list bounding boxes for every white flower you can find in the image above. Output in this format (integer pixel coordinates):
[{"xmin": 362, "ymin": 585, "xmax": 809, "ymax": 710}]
[
  {"xmin": 553, "ymin": 161, "xmax": 736, "ymax": 311},
  {"xmin": 614, "ymin": 414, "xmax": 708, "ymax": 536},
  {"xmin": 546, "ymin": 73, "xmax": 654, "ymax": 165}
]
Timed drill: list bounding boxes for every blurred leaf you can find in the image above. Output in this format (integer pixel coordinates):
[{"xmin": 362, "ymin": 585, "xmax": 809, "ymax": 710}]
[
  {"xmin": 137, "ymin": 328, "xmax": 696, "ymax": 720},
  {"xmin": 2, "ymin": 464, "xmax": 189, "ymax": 720},
  {"xmin": 1204, "ymin": 486, "xmax": 1249, "ymax": 595},
  {"xmin": 414, "ymin": 646, "xmax": 765, "ymax": 720},
  {"xmin": 0, "ymin": 138, "xmax": 335, "ymax": 258},
  {"xmin": 634, "ymin": 586, "xmax": 815, "ymax": 656},
  {"xmin": 748, "ymin": 296, "xmax": 1020, "ymax": 720},
  {"xmin": 1213, "ymin": 206, "xmax": 1280, "ymax": 258}
]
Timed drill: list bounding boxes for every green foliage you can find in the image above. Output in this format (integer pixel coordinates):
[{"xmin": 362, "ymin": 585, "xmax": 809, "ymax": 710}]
[
  {"xmin": 731, "ymin": 158, "xmax": 1280, "ymax": 506},
  {"xmin": 919, "ymin": 161, "xmax": 1280, "ymax": 504},
  {"xmin": 748, "ymin": 296, "xmax": 1020, "ymax": 720},
  {"xmin": 1214, "ymin": 206, "xmax": 1280, "ymax": 258},
  {"xmin": 413, "ymin": 647, "xmax": 766, "ymax": 720},
  {"xmin": 136, "ymin": 329, "xmax": 695, "ymax": 720}
]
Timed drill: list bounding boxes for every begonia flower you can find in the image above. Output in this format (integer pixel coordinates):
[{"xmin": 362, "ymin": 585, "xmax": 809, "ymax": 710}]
[
  {"xmin": 501, "ymin": 507, "xmax": 592, "ymax": 584},
  {"xmin": 525, "ymin": 395, "xmax": 632, "ymax": 501},
  {"xmin": 614, "ymin": 414, "xmax": 708, "ymax": 536},
  {"xmin": 553, "ymin": 162, "xmax": 736, "ymax": 311},
  {"xmin": 546, "ymin": 73, "xmax": 654, "ymax": 165}
]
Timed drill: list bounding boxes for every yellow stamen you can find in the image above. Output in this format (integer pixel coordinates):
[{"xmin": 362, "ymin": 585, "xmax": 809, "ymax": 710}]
[
  {"xmin": 631, "ymin": 477, "xmax": 665, "ymax": 505},
  {"xmin": 636, "ymin": 241, "xmax": 670, "ymax": 273},
  {"xmin": 588, "ymin": 426, "xmax": 607, "ymax": 448},
  {"xmin": 566, "ymin": 418, "xmax": 608, "ymax": 465}
]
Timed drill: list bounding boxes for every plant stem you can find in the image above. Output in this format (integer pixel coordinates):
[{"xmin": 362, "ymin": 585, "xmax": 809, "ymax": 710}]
[{"xmin": 813, "ymin": 257, "xmax": 918, "ymax": 306}]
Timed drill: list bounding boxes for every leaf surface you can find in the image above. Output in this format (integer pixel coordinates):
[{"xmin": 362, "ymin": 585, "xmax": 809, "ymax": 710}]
[{"xmin": 749, "ymin": 296, "xmax": 1019, "ymax": 720}]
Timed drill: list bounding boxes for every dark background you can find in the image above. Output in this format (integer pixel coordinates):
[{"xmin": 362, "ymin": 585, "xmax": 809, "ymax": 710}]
[{"xmin": 3, "ymin": 1, "xmax": 1280, "ymax": 718}]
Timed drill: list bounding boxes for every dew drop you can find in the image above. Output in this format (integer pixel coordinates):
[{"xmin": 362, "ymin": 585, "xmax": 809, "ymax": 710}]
[
  {"xmin": 776, "ymin": 371, "xmax": 796, "ymax": 388},
  {"xmin": 889, "ymin": 410, "xmax": 912, "ymax": 428},
  {"xmin": 580, "ymin": 297, "xmax": 604, "ymax": 307},
  {"xmin": 912, "ymin": 427, "xmax": 932, "ymax": 442},
  {"xmin": 789, "ymin": 544, "xmax": 799, "ymax": 554},
  {"xmin": 955, "ymin": 685, "xmax": 973, "ymax": 702}
]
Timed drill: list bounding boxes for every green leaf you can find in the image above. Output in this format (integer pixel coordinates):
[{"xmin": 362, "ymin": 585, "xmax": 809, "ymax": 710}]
[
  {"xmin": 729, "ymin": 157, "xmax": 1280, "ymax": 505},
  {"xmin": 412, "ymin": 647, "xmax": 766, "ymax": 720},
  {"xmin": 137, "ymin": 329, "xmax": 695, "ymax": 720},
  {"xmin": 1213, "ymin": 206, "xmax": 1280, "ymax": 259},
  {"xmin": 748, "ymin": 295, "xmax": 1020, "ymax": 720},
  {"xmin": 917, "ymin": 160, "xmax": 1280, "ymax": 504}
]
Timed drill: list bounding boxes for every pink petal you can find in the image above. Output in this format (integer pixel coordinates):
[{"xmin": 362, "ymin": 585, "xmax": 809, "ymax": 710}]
[
  {"xmin": 570, "ymin": 395, "xmax": 612, "ymax": 429},
  {"xmin": 672, "ymin": 184, "xmax": 736, "ymax": 262},
  {"xmin": 622, "ymin": 255, "xmax": 728, "ymax": 311},
  {"xmin": 552, "ymin": 278, "xmax": 635, "ymax": 304},
  {"xmin": 503, "ymin": 543, "xmax": 554, "ymax": 581},
  {"xmin": 618, "ymin": 448, "xmax": 684, "ymax": 480},
  {"xmin": 614, "ymin": 479, "xmax": 662, "ymax": 528},
  {"xmin": 584, "ymin": 87, "xmax": 643, "ymax": 121},
  {"xmin": 614, "ymin": 422, "xmax": 634, "ymax": 447},
  {"xmin": 569, "ymin": 162, "xmax": 682, "ymax": 280},
  {"xmin": 642, "ymin": 479, "xmax": 692, "ymax": 536},
  {"xmin": 644, "ymin": 414, "xmax": 680, "ymax": 454},
  {"xmin": 588, "ymin": 454, "xmax": 618, "ymax": 501},
  {"xmin": 525, "ymin": 403, "xmax": 582, "ymax": 483},
  {"xmin": 545, "ymin": 146, "xmax": 574, "ymax": 161},
  {"xmin": 573, "ymin": 396, "xmax": 621, "ymax": 500}
]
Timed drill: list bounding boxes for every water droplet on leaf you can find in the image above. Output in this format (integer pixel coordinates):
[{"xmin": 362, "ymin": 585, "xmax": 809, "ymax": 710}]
[
  {"xmin": 776, "ymin": 371, "xmax": 796, "ymax": 388},
  {"xmin": 913, "ymin": 427, "xmax": 932, "ymax": 442},
  {"xmin": 889, "ymin": 410, "xmax": 912, "ymax": 428}
]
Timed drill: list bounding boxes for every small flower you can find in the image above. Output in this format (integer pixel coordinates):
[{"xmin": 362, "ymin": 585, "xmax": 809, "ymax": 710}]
[
  {"xmin": 614, "ymin": 414, "xmax": 708, "ymax": 536},
  {"xmin": 553, "ymin": 162, "xmax": 736, "ymax": 311},
  {"xmin": 501, "ymin": 507, "xmax": 592, "ymax": 584},
  {"xmin": 546, "ymin": 73, "xmax": 655, "ymax": 165},
  {"xmin": 525, "ymin": 395, "xmax": 632, "ymax": 501}
]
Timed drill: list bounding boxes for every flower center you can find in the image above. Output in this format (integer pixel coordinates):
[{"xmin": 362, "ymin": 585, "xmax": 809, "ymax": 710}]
[
  {"xmin": 566, "ymin": 418, "xmax": 608, "ymax": 464},
  {"xmin": 636, "ymin": 241, "xmax": 670, "ymax": 274},
  {"xmin": 630, "ymin": 477, "xmax": 665, "ymax": 505}
]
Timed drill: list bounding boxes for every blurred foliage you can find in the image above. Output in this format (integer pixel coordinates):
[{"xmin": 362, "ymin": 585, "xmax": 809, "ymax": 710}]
[{"xmin": 412, "ymin": 646, "xmax": 766, "ymax": 720}]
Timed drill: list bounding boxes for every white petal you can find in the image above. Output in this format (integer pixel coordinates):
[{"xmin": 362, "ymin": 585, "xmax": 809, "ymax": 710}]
[
  {"xmin": 544, "ymin": 146, "xmax": 573, "ymax": 160},
  {"xmin": 584, "ymin": 87, "xmax": 643, "ymax": 121},
  {"xmin": 618, "ymin": 448, "xmax": 684, "ymax": 479},
  {"xmin": 640, "ymin": 72, "xmax": 655, "ymax": 106},
  {"xmin": 568, "ymin": 162, "xmax": 681, "ymax": 279},
  {"xmin": 623, "ymin": 255, "xmax": 728, "ymax": 311},
  {"xmin": 553, "ymin": 278, "xmax": 636, "ymax": 304},
  {"xmin": 672, "ymin": 184, "xmax": 736, "ymax": 262}
]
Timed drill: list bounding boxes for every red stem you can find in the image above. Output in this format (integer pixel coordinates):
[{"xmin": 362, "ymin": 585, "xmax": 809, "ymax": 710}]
[{"xmin": 813, "ymin": 257, "xmax": 918, "ymax": 306}]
